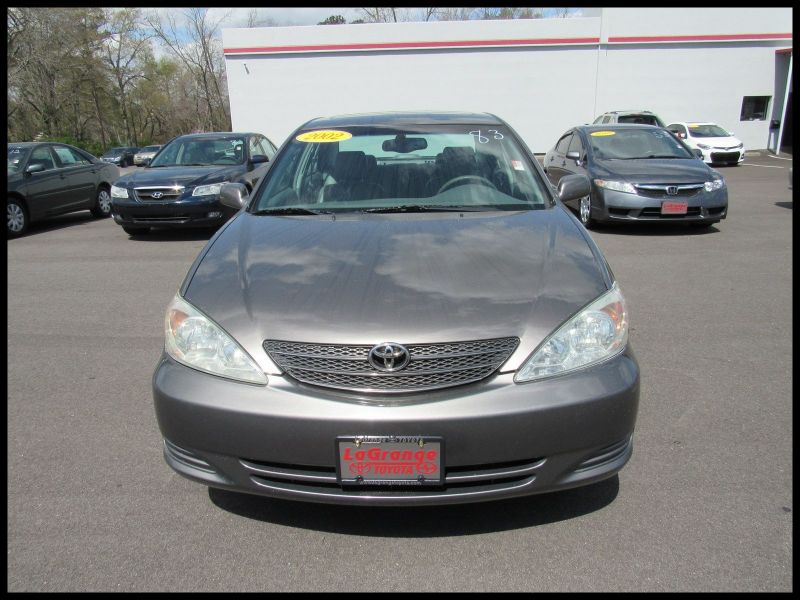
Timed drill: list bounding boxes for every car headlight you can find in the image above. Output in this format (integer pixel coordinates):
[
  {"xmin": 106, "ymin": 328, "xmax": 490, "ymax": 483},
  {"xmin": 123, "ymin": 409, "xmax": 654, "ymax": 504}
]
[
  {"xmin": 704, "ymin": 178, "xmax": 725, "ymax": 192},
  {"xmin": 594, "ymin": 179, "xmax": 636, "ymax": 194},
  {"xmin": 165, "ymin": 294, "xmax": 267, "ymax": 385},
  {"xmin": 111, "ymin": 185, "xmax": 128, "ymax": 199},
  {"xmin": 192, "ymin": 181, "xmax": 229, "ymax": 197},
  {"xmin": 697, "ymin": 143, "xmax": 711, "ymax": 150},
  {"xmin": 515, "ymin": 283, "xmax": 628, "ymax": 383},
  {"xmin": 736, "ymin": 143, "xmax": 744, "ymax": 149}
]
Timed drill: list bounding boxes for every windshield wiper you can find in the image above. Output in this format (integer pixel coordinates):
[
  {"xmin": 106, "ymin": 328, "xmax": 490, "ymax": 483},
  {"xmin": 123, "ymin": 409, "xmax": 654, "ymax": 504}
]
[
  {"xmin": 252, "ymin": 207, "xmax": 332, "ymax": 216},
  {"xmin": 640, "ymin": 155, "xmax": 683, "ymax": 159},
  {"xmin": 361, "ymin": 205, "xmax": 484, "ymax": 213}
]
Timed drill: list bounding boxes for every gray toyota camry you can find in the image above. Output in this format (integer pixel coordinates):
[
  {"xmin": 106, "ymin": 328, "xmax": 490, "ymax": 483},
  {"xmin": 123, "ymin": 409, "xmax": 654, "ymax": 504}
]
[{"xmin": 154, "ymin": 112, "xmax": 640, "ymax": 506}]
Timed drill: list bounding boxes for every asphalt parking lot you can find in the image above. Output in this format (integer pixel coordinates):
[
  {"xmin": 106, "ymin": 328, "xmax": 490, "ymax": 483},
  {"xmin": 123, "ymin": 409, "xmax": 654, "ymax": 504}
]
[{"xmin": 7, "ymin": 155, "xmax": 792, "ymax": 592}]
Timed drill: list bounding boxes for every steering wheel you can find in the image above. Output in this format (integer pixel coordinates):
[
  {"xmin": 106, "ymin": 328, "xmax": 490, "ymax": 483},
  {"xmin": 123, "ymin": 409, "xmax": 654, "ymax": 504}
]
[{"xmin": 437, "ymin": 175, "xmax": 497, "ymax": 195}]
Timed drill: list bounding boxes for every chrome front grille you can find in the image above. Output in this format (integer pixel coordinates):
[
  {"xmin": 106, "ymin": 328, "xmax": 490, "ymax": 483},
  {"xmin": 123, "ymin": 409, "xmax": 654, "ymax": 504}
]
[
  {"xmin": 264, "ymin": 337, "xmax": 519, "ymax": 393},
  {"xmin": 134, "ymin": 186, "xmax": 185, "ymax": 201},
  {"xmin": 634, "ymin": 183, "xmax": 704, "ymax": 199}
]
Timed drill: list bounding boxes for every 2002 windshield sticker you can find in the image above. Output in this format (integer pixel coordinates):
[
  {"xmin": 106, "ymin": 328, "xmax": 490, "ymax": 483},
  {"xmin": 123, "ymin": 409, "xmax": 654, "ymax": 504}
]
[
  {"xmin": 296, "ymin": 130, "xmax": 352, "ymax": 143},
  {"xmin": 469, "ymin": 129, "xmax": 504, "ymax": 144}
]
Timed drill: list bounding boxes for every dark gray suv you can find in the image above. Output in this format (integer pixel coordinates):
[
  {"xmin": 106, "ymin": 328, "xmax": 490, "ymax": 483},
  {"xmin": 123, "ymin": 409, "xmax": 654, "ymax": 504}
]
[{"xmin": 153, "ymin": 112, "xmax": 640, "ymax": 506}]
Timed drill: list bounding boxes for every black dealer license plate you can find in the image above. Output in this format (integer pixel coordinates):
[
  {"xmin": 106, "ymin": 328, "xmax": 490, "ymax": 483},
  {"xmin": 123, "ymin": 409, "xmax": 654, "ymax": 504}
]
[{"xmin": 336, "ymin": 436, "xmax": 444, "ymax": 486}]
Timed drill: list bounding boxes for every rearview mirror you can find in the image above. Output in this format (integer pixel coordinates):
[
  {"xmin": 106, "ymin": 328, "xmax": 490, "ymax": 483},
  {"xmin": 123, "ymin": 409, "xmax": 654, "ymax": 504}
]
[
  {"xmin": 25, "ymin": 163, "xmax": 45, "ymax": 175},
  {"xmin": 382, "ymin": 135, "xmax": 427, "ymax": 153},
  {"xmin": 219, "ymin": 183, "xmax": 249, "ymax": 210},
  {"xmin": 558, "ymin": 174, "xmax": 591, "ymax": 203}
]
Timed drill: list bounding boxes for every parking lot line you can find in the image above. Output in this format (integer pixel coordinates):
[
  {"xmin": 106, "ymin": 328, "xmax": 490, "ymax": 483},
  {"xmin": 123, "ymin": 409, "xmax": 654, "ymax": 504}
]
[{"xmin": 741, "ymin": 163, "xmax": 785, "ymax": 168}]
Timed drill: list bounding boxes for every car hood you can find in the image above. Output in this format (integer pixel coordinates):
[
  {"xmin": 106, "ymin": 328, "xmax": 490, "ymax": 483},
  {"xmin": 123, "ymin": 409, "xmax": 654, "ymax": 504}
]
[
  {"xmin": 116, "ymin": 165, "xmax": 241, "ymax": 188},
  {"xmin": 688, "ymin": 136, "xmax": 742, "ymax": 148},
  {"xmin": 183, "ymin": 208, "xmax": 609, "ymax": 373},
  {"xmin": 592, "ymin": 157, "xmax": 713, "ymax": 183}
]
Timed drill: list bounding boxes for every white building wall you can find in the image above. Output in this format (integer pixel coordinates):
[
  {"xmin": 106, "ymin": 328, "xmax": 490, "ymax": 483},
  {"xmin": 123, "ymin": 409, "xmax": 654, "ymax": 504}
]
[
  {"xmin": 223, "ymin": 17, "xmax": 602, "ymax": 150},
  {"xmin": 223, "ymin": 8, "xmax": 792, "ymax": 153},
  {"xmin": 595, "ymin": 45, "xmax": 783, "ymax": 150}
]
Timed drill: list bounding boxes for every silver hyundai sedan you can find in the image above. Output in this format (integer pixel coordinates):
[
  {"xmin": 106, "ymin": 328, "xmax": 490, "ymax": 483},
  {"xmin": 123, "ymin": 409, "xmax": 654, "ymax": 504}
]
[{"xmin": 154, "ymin": 112, "xmax": 640, "ymax": 506}]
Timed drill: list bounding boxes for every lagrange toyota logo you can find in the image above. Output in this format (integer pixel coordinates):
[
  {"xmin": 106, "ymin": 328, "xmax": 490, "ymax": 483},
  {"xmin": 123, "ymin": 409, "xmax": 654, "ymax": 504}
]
[{"xmin": 343, "ymin": 447, "xmax": 439, "ymax": 477}]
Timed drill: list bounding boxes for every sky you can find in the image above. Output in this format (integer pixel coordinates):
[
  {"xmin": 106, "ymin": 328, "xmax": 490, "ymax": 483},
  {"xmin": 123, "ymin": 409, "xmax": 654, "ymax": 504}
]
[{"xmin": 201, "ymin": 7, "xmax": 590, "ymax": 28}]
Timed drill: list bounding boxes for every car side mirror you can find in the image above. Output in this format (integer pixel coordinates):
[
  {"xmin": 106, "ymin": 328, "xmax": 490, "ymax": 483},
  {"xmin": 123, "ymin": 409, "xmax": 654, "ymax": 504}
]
[
  {"xmin": 219, "ymin": 183, "xmax": 249, "ymax": 210},
  {"xmin": 558, "ymin": 174, "xmax": 591, "ymax": 203},
  {"xmin": 250, "ymin": 154, "xmax": 269, "ymax": 164},
  {"xmin": 692, "ymin": 149, "xmax": 704, "ymax": 159},
  {"xmin": 565, "ymin": 150, "xmax": 582, "ymax": 165},
  {"xmin": 25, "ymin": 163, "xmax": 46, "ymax": 175},
  {"xmin": 142, "ymin": 158, "xmax": 151, "ymax": 166}
]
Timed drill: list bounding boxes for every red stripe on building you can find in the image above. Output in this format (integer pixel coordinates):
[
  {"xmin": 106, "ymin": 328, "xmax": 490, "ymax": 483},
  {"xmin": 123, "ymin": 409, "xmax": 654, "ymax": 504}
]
[
  {"xmin": 608, "ymin": 33, "xmax": 792, "ymax": 43},
  {"xmin": 223, "ymin": 37, "xmax": 601, "ymax": 55}
]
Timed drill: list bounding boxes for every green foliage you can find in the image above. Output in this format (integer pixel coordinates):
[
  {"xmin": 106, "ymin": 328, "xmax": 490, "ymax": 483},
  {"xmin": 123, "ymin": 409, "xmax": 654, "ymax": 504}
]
[
  {"xmin": 7, "ymin": 7, "xmax": 230, "ymax": 151},
  {"xmin": 318, "ymin": 15, "xmax": 346, "ymax": 25},
  {"xmin": 38, "ymin": 136, "xmax": 105, "ymax": 158}
]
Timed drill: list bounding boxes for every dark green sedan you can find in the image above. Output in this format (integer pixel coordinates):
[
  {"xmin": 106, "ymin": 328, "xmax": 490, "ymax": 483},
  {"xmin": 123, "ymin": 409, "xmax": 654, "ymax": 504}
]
[{"xmin": 7, "ymin": 142, "xmax": 120, "ymax": 237}]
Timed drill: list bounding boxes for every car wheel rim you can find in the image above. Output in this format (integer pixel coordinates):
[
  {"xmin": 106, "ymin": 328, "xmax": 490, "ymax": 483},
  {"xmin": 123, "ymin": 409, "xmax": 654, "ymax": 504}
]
[
  {"xmin": 580, "ymin": 196, "xmax": 591, "ymax": 224},
  {"xmin": 8, "ymin": 203, "xmax": 25, "ymax": 232},
  {"xmin": 98, "ymin": 190, "xmax": 111, "ymax": 214}
]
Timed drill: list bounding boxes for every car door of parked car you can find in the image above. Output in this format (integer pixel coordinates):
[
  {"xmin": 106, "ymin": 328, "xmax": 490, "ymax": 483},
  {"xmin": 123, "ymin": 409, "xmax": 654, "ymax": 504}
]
[
  {"xmin": 667, "ymin": 123, "xmax": 688, "ymax": 141},
  {"xmin": 246, "ymin": 135, "xmax": 274, "ymax": 188},
  {"xmin": 560, "ymin": 132, "xmax": 589, "ymax": 210},
  {"xmin": 546, "ymin": 132, "xmax": 573, "ymax": 186},
  {"xmin": 51, "ymin": 145, "xmax": 97, "ymax": 211},
  {"xmin": 22, "ymin": 145, "xmax": 70, "ymax": 220}
]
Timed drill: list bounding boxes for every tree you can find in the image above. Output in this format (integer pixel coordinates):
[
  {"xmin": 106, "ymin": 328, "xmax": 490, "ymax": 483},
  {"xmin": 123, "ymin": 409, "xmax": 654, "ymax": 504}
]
[
  {"xmin": 102, "ymin": 8, "xmax": 152, "ymax": 145},
  {"xmin": 319, "ymin": 15, "xmax": 347, "ymax": 25},
  {"xmin": 145, "ymin": 8, "xmax": 232, "ymax": 132}
]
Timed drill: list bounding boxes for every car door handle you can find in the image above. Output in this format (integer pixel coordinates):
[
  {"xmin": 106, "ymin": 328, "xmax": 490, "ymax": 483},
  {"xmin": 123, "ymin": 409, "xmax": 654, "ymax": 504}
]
[
  {"xmin": 561, "ymin": 161, "xmax": 566, "ymax": 167},
  {"xmin": 549, "ymin": 156, "xmax": 554, "ymax": 161}
]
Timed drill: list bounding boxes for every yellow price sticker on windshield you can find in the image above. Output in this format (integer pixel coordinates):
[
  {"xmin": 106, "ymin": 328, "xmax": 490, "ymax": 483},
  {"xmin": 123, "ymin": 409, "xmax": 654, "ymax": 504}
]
[
  {"xmin": 590, "ymin": 131, "xmax": 616, "ymax": 137},
  {"xmin": 296, "ymin": 130, "xmax": 352, "ymax": 143},
  {"xmin": 688, "ymin": 124, "xmax": 700, "ymax": 128}
]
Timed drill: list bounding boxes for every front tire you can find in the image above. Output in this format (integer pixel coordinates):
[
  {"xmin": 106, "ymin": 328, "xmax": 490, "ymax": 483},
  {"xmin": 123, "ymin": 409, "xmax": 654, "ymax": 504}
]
[
  {"xmin": 579, "ymin": 195, "xmax": 596, "ymax": 229},
  {"xmin": 90, "ymin": 186, "xmax": 112, "ymax": 218},
  {"xmin": 7, "ymin": 198, "xmax": 28, "ymax": 237}
]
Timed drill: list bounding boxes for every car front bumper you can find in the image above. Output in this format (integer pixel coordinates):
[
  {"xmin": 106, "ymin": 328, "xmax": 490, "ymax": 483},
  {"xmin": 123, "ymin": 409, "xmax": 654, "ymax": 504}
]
[
  {"xmin": 153, "ymin": 349, "xmax": 640, "ymax": 506},
  {"xmin": 592, "ymin": 187, "xmax": 728, "ymax": 223},
  {"xmin": 111, "ymin": 197, "xmax": 235, "ymax": 228},
  {"xmin": 698, "ymin": 148, "xmax": 745, "ymax": 164}
]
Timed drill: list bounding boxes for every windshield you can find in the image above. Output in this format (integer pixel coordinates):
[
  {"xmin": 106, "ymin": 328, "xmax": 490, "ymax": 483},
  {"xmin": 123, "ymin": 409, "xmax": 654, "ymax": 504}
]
[
  {"xmin": 251, "ymin": 125, "xmax": 549, "ymax": 214},
  {"xmin": 105, "ymin": 148, "xmax": 126, "ymax": 156},
  {"xmin": 587, "ymin": 128, "xmax": 694, "ymax": 160},
  {"xmin": 148, "ymin": 137, "xmax": 246, "ymax": 167},
  {"xmin": 140, "ymin": 145, "xmax": 161, "ymax": 153},
  {"xmin": 687, "ymin": 124, "xmax": 731, "ymax": 138},
  {"xmin": 7, "ymin": 146, "xmax": 31, "ymax": 173},
  {"xmin": 617, "ymin": 114, "xmax": 661, "ymax": 126}
]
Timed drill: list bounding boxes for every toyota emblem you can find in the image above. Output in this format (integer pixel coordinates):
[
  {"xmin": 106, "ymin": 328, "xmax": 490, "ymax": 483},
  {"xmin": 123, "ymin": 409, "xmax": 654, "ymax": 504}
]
[{"xmin": 368, "ymin": 343, "xmax": 410, "ymax": 372}]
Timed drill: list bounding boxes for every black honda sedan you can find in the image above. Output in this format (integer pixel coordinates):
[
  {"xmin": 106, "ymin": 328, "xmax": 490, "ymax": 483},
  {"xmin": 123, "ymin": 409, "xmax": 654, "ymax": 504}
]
[
  {"xmin": 110, "ymin": 132, "xmax": 277, "ymax": 235},
  {"xmin": 544, "ymin": 124, "xmax": 728, "ymax": 229},
  {"xmin": 8, "ymin": 142, "xmax": 120, "ymax": 237}
]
